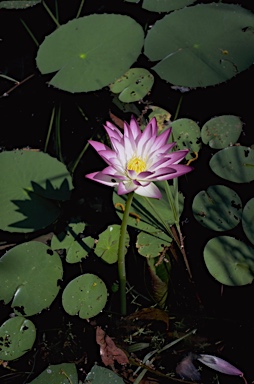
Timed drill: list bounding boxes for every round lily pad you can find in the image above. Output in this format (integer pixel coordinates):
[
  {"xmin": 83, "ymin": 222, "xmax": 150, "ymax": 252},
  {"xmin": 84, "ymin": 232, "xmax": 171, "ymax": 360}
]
[
  {"xmin": 204, "ymin": 236, "xmax": 254, "ymax": 286},
  {"xmin": 171, "ymin": 118, "xmax": 201, "ymax": 159},
  {"xmin": 110, "ymin": 68, "xmax": 154, "ymax": 102},
  {"xmin": 0, "ymin": 241, "xmax": 63, "ymax": 316},
  {"xmin": 242, "ymin": 198, "xmax": 254, "ymax": 245},
  {"xmin": 36, "ymin": 14, "xmax": 144, "ymax": 92},
  {"xmin": 29, "ymin": 363, "xmax": 78, "ymax": 384},
  {"xmin": 62, "ymin": 274, "xmax": 107, "ymax": 319},
  {"xmin": 144, "ymin": 3, "xmax": 254, "ymax": 87},
  {"xmin": 142, "ymin": 0, "xmax": 196, "ymax": 12},
  {"xmin": 192, "ymin": 185, "xmax": 242, "ymax": 231},
  {"xmin": 0, "ymin": 150, "xmax": 73, "ymax": 232},
  {"xmin": 209, "ymin": 146, "xmax": 254, "ymax": 183},
  {"xmin": 0, "ymin": 316, "xmax": 36, "ymax": 361},
  {"xmin": 201, "ymin": 115, "xmax": 242, "ymax": 149},
  {"xmin": 0, "ymin": 0, "xmax": 40, "ymax": 9}
]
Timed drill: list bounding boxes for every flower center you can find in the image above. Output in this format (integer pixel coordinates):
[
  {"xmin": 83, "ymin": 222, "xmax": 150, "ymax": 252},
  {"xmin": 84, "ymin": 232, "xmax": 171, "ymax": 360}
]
[{"xmin": 127, "ymin": 156, "xmax": 146, "ymax": 174}]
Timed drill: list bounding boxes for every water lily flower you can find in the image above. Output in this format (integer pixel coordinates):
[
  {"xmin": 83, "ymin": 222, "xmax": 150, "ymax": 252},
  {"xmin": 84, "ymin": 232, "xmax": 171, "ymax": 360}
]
[{"xmin": 86, "ymin": 116, "xmax": 192, "ymax": 199}]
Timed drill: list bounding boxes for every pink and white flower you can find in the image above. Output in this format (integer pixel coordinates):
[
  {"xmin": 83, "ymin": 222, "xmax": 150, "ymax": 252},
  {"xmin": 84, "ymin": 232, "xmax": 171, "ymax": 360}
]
[{"xmin": 85, "ymin": 116, "xmax": 192, "ymax": 199}]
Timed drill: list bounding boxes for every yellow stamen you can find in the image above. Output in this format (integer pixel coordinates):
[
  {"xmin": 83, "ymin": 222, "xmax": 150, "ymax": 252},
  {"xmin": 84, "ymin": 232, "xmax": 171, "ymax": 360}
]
[{"xmin": 127, "ymin": 156, "xmax": 146, "ymax": 173}]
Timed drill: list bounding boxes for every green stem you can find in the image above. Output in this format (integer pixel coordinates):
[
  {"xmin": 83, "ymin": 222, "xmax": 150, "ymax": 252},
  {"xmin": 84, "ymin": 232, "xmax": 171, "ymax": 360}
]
[
  {"xmin": 42, "ymin": 1, "xmax": 60, "ymax": 28},
  {"xmin": 44, "ymin": 106, "xmax": 55, "ymax": 152},
  {"xmin": 164, "ymin": 180, "xmax": 178, "ymax": 225},
  {"xmin": 118, "ymin": 191, "xmax": 134, "ymax": 316},
  {"xmin": 76, "ymin": 0, "xmax": 85, "ymax": 18},
  {"xmin": 173, "ymin": 94, "xmax": 183, "ymax": 121}
]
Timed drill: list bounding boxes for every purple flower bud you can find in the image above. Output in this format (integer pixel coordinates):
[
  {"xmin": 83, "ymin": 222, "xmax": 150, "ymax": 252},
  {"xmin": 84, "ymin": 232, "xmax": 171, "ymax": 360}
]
[{"xmin": 197, "ymin": 354, "xmax": 243, "ymax": 376}]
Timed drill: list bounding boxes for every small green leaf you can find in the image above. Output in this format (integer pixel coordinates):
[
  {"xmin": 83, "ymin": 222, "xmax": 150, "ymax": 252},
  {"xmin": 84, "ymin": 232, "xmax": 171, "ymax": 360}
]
[
  {"xmin": 209, "ymin": 146, "xmax": 254, "ymax": 183},
  {"xmin": 29, "ymin": 363, "xmax": 78, "ymax": 384},
  {"xmin": 136, "ymin": 232, "xmax": 170, "ymax": 258},
  {"xmin": 142, "ymin": 0, "xmax": 196, "ymax": 12},
  {"xmin": 242, "ymin": 198, "xmax": 254, "ymax": 245},
  {"xmin": 0, "ymin": 0, "xmax": 41, "ymax": 9},
  {"xmin": 0, "ymin": 241, "xmax": 63, "ymax": 316},
  {"xmin": 95, "ymin": 224, "xmax": 129, "ymax": 264},
  {"xmin": 0, "ymin": 150, "xmax": 73, "ymax": 232},
  {"xmin": 0, "ymin": 317, "xmax": 36, "ymax": 361},
  {"xmin": 51, "ymin": 223, "xmax": 94, "ymax": 263},
  {"xmin": 192, "ymin": 185, "xmax": 242, "ymax": 231},
  {"xmin": 201, "ymin": 115, "xmax": 242, "ymax": 149},
  {"xmin": 36, "ymin": 14, "xmax": 144, "ymax": 92},
  {"xmin": 85, "ymin": 364, "xmax": 125, "ymax": 384},
  {"xmin": 110, "ymin": 68, "xmax": 154, "ymax": 102},
  {"xmin": 62, "ymin": 274, "xmax": 107, "ymax": 319},
  {"xmin": 148, "ymin": 106, "xmax": 172, "ymax": 132},
  {"xmin": 204, "ymin": 236, "xmax": 254, "ymax": 286},
  {"xmin": 171, "ymin": 118, "xmax": 201, "ymax": 159}
]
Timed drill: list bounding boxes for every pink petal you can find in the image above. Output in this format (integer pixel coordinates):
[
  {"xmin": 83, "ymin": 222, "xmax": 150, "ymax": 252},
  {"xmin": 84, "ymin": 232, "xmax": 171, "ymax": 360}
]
[
  {"xmin": 197, "ymin": 354, "xmax": 243, "ymax": 376},
  {"xmin": 117, "ymin": 180, "xmax": 137, "ymax": 195},
  {"xmin": 85, "ymin": 171, "xmax": 119, "ymax": 187},
  {"xmin": 88, "ymin": 140, "xmax": 111, "ymax": 153}
]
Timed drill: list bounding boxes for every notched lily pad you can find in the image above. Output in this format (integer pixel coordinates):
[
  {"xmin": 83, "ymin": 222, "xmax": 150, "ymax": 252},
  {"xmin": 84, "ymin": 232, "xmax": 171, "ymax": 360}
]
[
  {"xmin": 144, "ymin": 4, "xmax": 254, "ymax": 87},
  {"xmin": 94, "ymin": 224, "xmax": 129, "ymax": 264},
  {"xmin": 36, "ymin": 14, "xmax": 144, "ymax": 92},
  {"xmin": 136, "ymin": 232, "xmax": 170, "ymax": 258},
  {"xmin": 242, "ymin": 198, "xmax": 254, "ymax": 245},
  {"xmin": 204, "ymin": 236, "xmax": 254, "ymax": 286},
  {"xmin": 110, "ymin": 68, "xmax": 154, "ymax": 102},
  {"xmin": 0, "ymin": 316, "xmax": 36, "ymax": 361},
  {"xmin": 51, "ymin": 222, "xmax": 94, "ymax": 263},
  {"xmin": 192, "ymin": 185, "xmax": 242, "ymax": 231},
  {"xmin": 201, "ymin": 115, "xmax": 242, "ymax": 149},
  {"xmin": 0, "ymin": 241, "xmax": 63, "ymax": 316},
  {"xmin": 171, "ymin": 118, "xmax": 201, "ymax": 159},
  {"xmin": 30, "ymin": 363, "xmax": 78, "ymax": 384},
  {"xmin": 62, "ymin": 274, "xmax": 107, "ymax": 319},
  {"xmin": 209, "ymin": 146, "xmax": 254, "ymax": 183},
  {"xmin": 0, "ymin": 150, "xmax": 73, "ymax": 233},
  {"xmin": 85, "ymin": 364, "xmax": 125, "ymax": 384}
]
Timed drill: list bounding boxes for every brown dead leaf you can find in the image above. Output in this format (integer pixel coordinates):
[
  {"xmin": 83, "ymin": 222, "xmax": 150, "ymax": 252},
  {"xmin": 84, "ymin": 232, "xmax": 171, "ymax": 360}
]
[
  {"xmin": 125, "ymin": 308, "xmax": 169, "ymax": 330},
  {"xmin": 96, "ymin": 326, "xmax": 129, "ymax": 368},
  {"xmin": 109, "ymin": 111, "xmax": 124, "ymax": 129}
]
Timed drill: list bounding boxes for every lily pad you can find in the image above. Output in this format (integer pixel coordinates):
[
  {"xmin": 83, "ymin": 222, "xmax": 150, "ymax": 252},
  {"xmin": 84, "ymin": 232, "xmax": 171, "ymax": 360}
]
[
  {"xmin": 110, "ymin": 68, "xmax": 154, "ymax": 102},
  {"xmin": 0, "ymin": 241, "xmax": 63, "ymax": 316},
  {"xmin": 30, "ymin": 363, "xmax": 78, "ymax": 384},
  {"xmin": 0, "ymin": 316, "xmax": 36, "ymax": 361},
  {"xmin": 242, "ymin": 198, "xmax": 254, "ymax": 245},
  {"xmin": 201, "ymin": 115, "xmax": 242, "ymax": 149},
  {"xmin": 136, "ymin": 231, "xmax": 170, "ymax": 258},
  {"xmin": 0, "ymin": 150, "xmax": 73, "ymax": 232},
  {"xmin": 171, "ymin": 118, "xmax": 201, "ymax": 159},
  {"xmin": 209, "ymin": 146, "xmax": 254, "ymax": 183},
  {"xmin": 142, "ymin": 0, "xmax": 196, "ymax": 13},
  {"xmin": 192, "ymin": 185, "xmax": 242, "ymax": 231},
  {"xmin": 36, "ymin": 14, "xmax": 144, "ymax": 92},
  {"xmin": 144, "ymin": 4, "xmax": 254, "ymax": 87},
  {"xmin": 148, "ymin": 106, "xmax": 172, "ymax": 132},
  {"xmin": 0, "ymin": 0, "xmax": 40, "ymax": 9},
  {"xmin": 95, "ymin": 224, "xmax": 129, "ymax": 264},
  {"xmin": 85, "ymin": 364, "xmax": 125, "ymax": 384},
  {"xmin": 204, "ymin": 236, "xmax": 254, "ymax": 286},
  {"xmin": 51, "ymin": 223, "xmax": 94, "ymax": 263},
  {"xmin": 62, "ymin": 274, "xmax": 107, "ymax": 319}
]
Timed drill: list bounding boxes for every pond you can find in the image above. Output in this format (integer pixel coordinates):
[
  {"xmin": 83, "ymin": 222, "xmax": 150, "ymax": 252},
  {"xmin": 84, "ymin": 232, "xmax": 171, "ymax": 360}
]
[{"xmin": 1, "ymin": 0, "xmax": 254, "ymax": 383}]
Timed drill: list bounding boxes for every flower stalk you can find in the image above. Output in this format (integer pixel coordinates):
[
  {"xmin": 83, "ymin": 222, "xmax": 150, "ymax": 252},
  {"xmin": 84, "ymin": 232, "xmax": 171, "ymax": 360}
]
[{"xmin": 118, "ymin": 192, "xmax": 134, "ymax": 316}]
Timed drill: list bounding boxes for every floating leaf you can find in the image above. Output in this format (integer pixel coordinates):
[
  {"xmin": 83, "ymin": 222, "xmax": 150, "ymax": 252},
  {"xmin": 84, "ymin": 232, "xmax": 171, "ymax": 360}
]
[
  {"xmin": 144, "ymin": 4, "xmax": 254, "ymax": 87},
  {"xmin": 51, "ymin": 223, "xmax": 94, "ymax": 263},
  {"xmin": 209, "ymin": 146, "xmax": 254, "ymax": 183},
  {"xmin": 204, "ymin": 236, "xmax": 254, "ymax": 286},
  {"xmin": 136, "ymin": 232, "xmax": 170, "ymax": 258},
  {"xmin": 142, "ymin": 0, "xmax": 196, "ymax": 13},
  {"xmin": 0, "ymin": 0, "xmax": 41, "ymax": 9},
  {"xmin": 110, "ymin": 68, "xmax": 154, "ymax": 102},
  {"xmin": 84, "ymin": 364, "xmax": 125, "ymax": 384},
  {"xmin": 171, "ymin": 118, "xmax": 201, "ymax": 159},
  {"xmin": 0, "ymin": 150, "xmax": 73, "ymax": 232},
  {"xmin": 30, "ymin": 363, "xmax": 78, "ymax": 384},
  {"xmin": 37, "ymin": 14, "xmax": 144, "ymax": 92},
  {"xmin": 192, "ymin": 185, "xmax": 242, "ymax": 231},
  {"xmin": 148, "ymin": 106, "xmax": 172, "ymax": 132},
  {"xmin": 62, "ymin": 274, "xmax": 107, "ymax": 319},
  {"xmin": 0, "ymin": 241, "xmax": 63, "ymax": 316},
  {"xmin": 0, "ymin": 317, "xmax": 36, "ymax": 361},
  {"xmin": 201, "ymin": 115, "xmax": 242, "ymax": 149},
  {"xmin": 242, "ymin": 198, "xmax": 254, "ymax": 245},
  {"xmin": 94, "ymin": 224, "xmax": 129, "ymax": 264}
]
